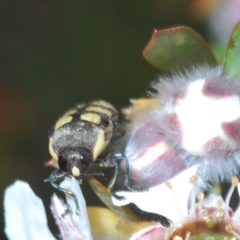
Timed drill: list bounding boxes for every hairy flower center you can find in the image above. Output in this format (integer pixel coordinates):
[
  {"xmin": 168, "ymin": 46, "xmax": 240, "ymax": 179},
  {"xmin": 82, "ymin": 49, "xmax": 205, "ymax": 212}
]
[{"xmin": 174, "ymin": 79, "xmax": 240, "ymax": 156}]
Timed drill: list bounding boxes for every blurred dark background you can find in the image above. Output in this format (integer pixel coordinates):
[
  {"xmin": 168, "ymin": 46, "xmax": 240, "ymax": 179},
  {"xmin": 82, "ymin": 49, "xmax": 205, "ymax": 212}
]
[{"xmin": 0, "ymin": 0, "xmax": 219, "ymax": 239}]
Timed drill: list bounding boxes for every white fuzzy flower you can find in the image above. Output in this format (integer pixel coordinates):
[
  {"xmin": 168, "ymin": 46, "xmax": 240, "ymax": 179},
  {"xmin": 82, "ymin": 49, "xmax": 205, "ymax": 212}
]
[{"xmin": 122, "ymin": 66, "xmax": 240, "ymax": 187}]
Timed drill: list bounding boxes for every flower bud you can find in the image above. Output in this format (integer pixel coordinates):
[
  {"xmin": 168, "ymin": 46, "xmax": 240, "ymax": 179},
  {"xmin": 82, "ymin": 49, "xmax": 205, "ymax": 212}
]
[{"xmin": 122, "ymin": 66, "xmax": 240, "ymax": 186}]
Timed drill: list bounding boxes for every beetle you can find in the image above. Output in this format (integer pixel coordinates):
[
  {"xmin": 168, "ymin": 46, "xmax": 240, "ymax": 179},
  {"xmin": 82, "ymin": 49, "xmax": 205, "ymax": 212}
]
[{"xmin": 45, "ymin": 100, "xmax": 144, "ymax": 214}]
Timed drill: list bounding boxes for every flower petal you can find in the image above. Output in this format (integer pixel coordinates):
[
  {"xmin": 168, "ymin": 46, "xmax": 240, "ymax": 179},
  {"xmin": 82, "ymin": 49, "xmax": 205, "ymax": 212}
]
[
  {"xmin": 112, "ymin": 165, "xmax": 199, "ymax": 222},
  {"xmin": 130, "ymin": 224, "xmax": 165, "ymax": 240},
  {"xmin": 51, "ymin": 195, "xmax": 84, "ymax": 240},
  {"xmin": 4, "ymin": 180, "xmax": 56, "ymax": 240},
  {"xmin": 87, "ymin": 207, "xmax": 130, "ymax": 239},
  {"xmin": 51, "ymin": 176, "xmax": 93, "ymax": 240}
]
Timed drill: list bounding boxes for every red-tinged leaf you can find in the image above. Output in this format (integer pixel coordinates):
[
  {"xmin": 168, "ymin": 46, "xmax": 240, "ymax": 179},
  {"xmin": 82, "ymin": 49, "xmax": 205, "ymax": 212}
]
[
  {"xmin": 143, "ymin": 26, "xmax": 218, "ymax": 72},
  {"xmin": 224, "ymin": 22, "xmax": 240, "ymax": 80},
  {"xmin": 87, "ymin": 176, "xmax": 140, "ymax": 222}
]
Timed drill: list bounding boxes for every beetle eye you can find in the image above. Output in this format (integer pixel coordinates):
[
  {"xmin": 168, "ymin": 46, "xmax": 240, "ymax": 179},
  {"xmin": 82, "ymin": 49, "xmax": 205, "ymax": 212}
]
[
  {"xmin": 80, "ymin": 151, "xmax": 93, "ymax": 171},
  {"xmin": 101, "ymin": 118, "xmax": 109, "ymax": 128},
  {"xmin": 58, "ymin": 155, "xmax": 68, "ymax": 172}
]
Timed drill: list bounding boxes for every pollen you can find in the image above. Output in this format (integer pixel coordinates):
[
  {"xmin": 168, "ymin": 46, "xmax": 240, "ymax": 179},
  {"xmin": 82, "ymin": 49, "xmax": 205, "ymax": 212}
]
[
  {"xmin": 225, "ymin": 224, "xmax": 233, "ymax": 234},
  {"xmin": 216, "ymin": 199, "xmax": 223, "ymax": 207},
  {"xmin": 165, "ymin": 181, "xmax": 172, "ymax": 189},
  {"xmin": 231, "ymin": 176, "xmax": 239, "ymax": 187},
  {"xmin": 189, "ymin": 175, "xmax": 197, "ymax": 184},
  {"xmin": 215, "ymin": 208, "xmax": 224, "ymax": 218},
  {"xmin": 198, "ymin": 205, "xmax": 207, "ymax": 215},
  {"xmin": 202, "ymin": 214, "xmax": 212, "ymax": 223},
  {"xmin": 197, "ymin": 192, "xmax": 205, "ymax": 202}
]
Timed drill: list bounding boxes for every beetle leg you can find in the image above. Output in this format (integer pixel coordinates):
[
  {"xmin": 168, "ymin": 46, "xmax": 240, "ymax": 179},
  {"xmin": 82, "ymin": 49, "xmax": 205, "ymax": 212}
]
[
  {"xmin": 97, "ymin": 151, "xmax": 147, "ymax": 200},
  {"xmin": 87, "ymin": 172, "xmax": 104, "ymax": 177},
  {"xmin": 44, "ymin": 170, "xmax": 80, "ymax": 215}
]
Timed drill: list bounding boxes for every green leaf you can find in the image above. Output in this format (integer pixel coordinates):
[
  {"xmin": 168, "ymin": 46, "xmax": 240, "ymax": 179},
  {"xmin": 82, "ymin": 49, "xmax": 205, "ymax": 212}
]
[
  {"xmin": 143, "ymin": 26, "xmax": 218, "ymax": 72},
  {"xmin": 87, "ymin": 176, "xmax": 140, "ymax": 222},
  {"xmin": 224, "ymin": 22, "xmax": 240, "ymax": 79}
]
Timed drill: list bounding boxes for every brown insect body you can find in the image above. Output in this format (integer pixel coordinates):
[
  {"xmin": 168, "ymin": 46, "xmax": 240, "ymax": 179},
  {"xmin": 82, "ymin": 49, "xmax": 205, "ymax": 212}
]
[{"xmin": 48, "ymin": 100, "xmax": 118, "ymax": 182}]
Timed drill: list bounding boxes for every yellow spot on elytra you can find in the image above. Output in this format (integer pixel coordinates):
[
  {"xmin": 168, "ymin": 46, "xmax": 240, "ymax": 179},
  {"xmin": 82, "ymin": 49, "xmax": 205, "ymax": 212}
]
[
  {"xmin": 64, "ymin": 109, "xmax": 78, "ymax": 117},
  {"xmin": 231, "ymin": 176, "xmax": 239, "ymax": 187},
  {"xmin": 55, "ymin": 116, "xmax": 73, "ymax": 129},
  {"xmin": 92, "ymin": 129, "xmax": 105, "ymax": 160},
  {"xmin": 93, "ymin": 100, "xmax": 116, "ymax": 110},
  {"xmin": 189, "ymin": 175, "xmax": 197, "ymax": 184},
  {"xmin": 72, "ymin": 166, "xmax": 80, "ymax": 177},
  {"xmin": 48, "ymin": 139, "xmax": 58, "ymax": 160},
  {"xmin": 80, "ymin": 113, "xmax": 101, "ymax": 125},
  {"xmin": 86, "ymin": 106, "xmax": 112, "ymax": 116}
]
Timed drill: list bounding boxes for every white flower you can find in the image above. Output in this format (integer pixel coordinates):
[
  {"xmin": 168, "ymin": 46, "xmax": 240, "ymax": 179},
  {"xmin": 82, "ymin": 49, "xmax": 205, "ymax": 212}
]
[
  {"xmin": 4, "ymin": 180, "xmax": 56, "ymax": 240},
  {"xmin": 112, "ymin": 165, "xmax": 199, "ymax": 222},
  {"xmin": 4, "ymin": 177, "xmax": 93, "ymax": 240},
  {"xmin": 112, "ymin": 166, "xmax": 240, "ymax": 239},
  {"xmin": 121, "ymin": 66, "xmax": 240, "ymax": 187},
  {"xmin": 52, "ymin": 177, "xmax": 93, "ymax": 240}
]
